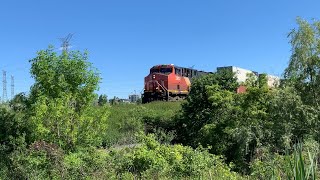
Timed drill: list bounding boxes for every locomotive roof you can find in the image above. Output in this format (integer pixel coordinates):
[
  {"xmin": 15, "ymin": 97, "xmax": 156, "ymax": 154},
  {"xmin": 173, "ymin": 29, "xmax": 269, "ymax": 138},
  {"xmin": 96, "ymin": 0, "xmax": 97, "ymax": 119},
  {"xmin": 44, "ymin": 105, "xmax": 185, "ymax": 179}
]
[
  {"xmin": 151, "ymin": 64, "xmax": 211, "ymax": 74},
  {"xmin": 151, "ymin": 64, "xmax": 174, "ymax": 68}
]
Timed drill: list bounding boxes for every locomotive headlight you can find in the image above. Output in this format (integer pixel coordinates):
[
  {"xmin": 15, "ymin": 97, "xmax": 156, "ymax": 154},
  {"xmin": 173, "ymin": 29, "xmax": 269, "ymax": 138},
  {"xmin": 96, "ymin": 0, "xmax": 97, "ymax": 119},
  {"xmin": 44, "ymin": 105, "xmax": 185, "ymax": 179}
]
[{"xmin": 152, "ymin": 75, "xmax": 155, "ymax": 79}]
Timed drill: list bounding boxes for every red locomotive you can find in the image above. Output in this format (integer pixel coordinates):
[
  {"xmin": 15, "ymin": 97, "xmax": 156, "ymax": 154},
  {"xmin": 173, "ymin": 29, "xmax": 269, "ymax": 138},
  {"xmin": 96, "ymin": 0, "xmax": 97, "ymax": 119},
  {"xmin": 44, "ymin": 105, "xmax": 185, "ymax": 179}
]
[{"xmin": 142, "ymin": 64, "xmax": 208, "ymax": 103}]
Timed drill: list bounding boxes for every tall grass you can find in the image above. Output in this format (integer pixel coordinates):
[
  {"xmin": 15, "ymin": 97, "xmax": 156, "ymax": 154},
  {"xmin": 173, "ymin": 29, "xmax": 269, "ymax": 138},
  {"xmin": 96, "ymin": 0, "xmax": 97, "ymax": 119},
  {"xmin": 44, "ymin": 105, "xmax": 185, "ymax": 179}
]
[
  {"xmin": 104, "ymin": 101, "xmax": 182, "ymax": 147},
  {"xmin": 271, "ymin": 143, "xmax": 318, "ymax": 180}
]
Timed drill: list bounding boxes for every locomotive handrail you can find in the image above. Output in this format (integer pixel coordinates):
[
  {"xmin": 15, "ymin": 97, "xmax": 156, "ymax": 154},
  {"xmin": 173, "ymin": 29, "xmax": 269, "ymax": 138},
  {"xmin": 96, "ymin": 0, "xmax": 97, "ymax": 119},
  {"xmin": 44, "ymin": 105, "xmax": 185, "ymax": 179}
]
[
  {"xmin": 154, "ymin": 80, "xmax": 167, "ymax": 91},
  {"xmin": 147, "ymin": 79, "xmax": 169, "ymax": 101},
  {"xmin": 154, "ymin": 80, "xmax": 170, "ymax": 101},
  {"xmin": 146, "ymin": 79, "xmax": 168, "ymax": 92}
]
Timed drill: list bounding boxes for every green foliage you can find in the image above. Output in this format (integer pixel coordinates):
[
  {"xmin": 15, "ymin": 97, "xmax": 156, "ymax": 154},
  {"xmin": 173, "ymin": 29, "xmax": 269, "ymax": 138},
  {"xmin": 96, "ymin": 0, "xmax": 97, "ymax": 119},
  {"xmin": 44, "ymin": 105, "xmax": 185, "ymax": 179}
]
[
  {"xmin": 175, "ymin": 69, "xmax": 320, "ymax": 173},
  {"xmin": 0, "ymin": 104, "xmax": 29, "ymax": 168},
  {"xmin": 267, "ymin": 87, "xmax": 317, "ymax": 150},
  {"xmin": 285, "ymin": 17, "xmax": 320, "ymax": 106},
  {"xmin": 287, "ymin": 144, "xmax": 317, "ymax": 180},
  {"xmin": 244, "ymin": 72, "xmax": 258, "ymax": 87},
  {"xmin": 0, "ymin": 105, "xmax": 26, "ymax": 146},
  {"xmin": 98, "ymin": 94, "xmax": 108, "ymax": 106},
  {"xmin": 29, "ymin": 47, "xmax": 100, "ymax": 107},
  {"xmin": 6, "ymin": 141, "xmax": 115, "ymax": 180},
  {"xmin": 111, "ymin": 134, "xmax": 243, "ymax": 179},
  {"xmin": 1, "ymin": 134, "xmax": 243, "ymax": 180},
  {"xmin": 175, "ymin": 70, "xmax": 238, "ymax": 146},
  {"xmin": 63, "ymin": 147, "xmax": 113, "ymax": 179},
  {"xmin": 8, "ymin": 141, "xmax": 65, "ymax": 179},
  {"xmin": 110, "ymin": 96, "xmax": 120, "ymax": 105},
  {"xmin": 251, "ymin": 141, "xmax": 319, "ymax": 180},
  {"xmin": 142, "ymin": 101, "xmax": 181, "ymax": 134},
  {"xmin": 9, "ymin": 93, "xmax": 29, "ymax": 112},
  {"xmin": 27, "ymin": 47, "xmax": 107, "ymax": 150},
  {"xmin": 105, "ymin": 102, "xmax": 181, "ymax": 147},
  {"xmin": 197, "ymin": 81, "xmax": 273, "ymax": 172},
  {"xmin": 104, "ymin": 104, "xmax": 145, "ymax": 147}
]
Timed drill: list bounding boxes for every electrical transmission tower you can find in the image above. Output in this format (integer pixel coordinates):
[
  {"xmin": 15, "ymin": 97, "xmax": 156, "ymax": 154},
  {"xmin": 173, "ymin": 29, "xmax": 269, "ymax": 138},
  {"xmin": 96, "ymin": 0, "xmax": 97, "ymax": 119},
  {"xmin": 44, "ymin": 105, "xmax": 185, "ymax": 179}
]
[
  {"xmin": 59, "ymin": 33, "xmax": 73, "ymax": 52},
  {"xmin": 2, "ymin": 70, "xmax": 7, "ymax": 102},
  {"xmin": 11, "ymin": 75, "xmax": 14, "ymax": 99}
]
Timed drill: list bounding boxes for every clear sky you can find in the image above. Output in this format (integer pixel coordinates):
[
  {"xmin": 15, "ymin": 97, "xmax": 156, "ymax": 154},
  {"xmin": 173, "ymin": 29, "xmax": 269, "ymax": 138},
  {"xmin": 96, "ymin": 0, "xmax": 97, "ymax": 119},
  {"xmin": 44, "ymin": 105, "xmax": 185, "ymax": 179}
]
[{"xmin": 1, "ymin": 0, "xmax": 320, "ymax": 99}]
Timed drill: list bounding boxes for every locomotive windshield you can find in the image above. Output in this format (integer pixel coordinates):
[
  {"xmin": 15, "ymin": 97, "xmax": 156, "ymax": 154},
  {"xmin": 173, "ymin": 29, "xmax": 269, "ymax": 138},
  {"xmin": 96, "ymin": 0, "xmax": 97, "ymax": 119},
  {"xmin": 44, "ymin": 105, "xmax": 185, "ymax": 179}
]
[
  {"xmin": 150, "ymin": 67, "xmax": 173, "ymax": 74},
  {"xmin": 160, "ymin": 68, "xmax": 172, "ymax": 74},
  {"xmin": 150, "ymin": 68, "xmax": 159, "ymax": 73}
]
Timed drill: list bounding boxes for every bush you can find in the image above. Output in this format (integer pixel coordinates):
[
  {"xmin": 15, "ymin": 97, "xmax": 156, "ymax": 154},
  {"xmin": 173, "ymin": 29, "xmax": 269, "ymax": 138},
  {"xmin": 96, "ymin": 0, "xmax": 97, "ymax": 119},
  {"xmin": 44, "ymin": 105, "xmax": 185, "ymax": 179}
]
[
  {"xmin": 111, "ymin": 134, "xmax": 243, "ymax": 179},
  {"xmin": 63, "ymin": 147, "xmax": 114, "ymax": 179},
  {"xmin": 8, "ymin": 140, "xmax": 65, "ymax": 179},
  {"xmin": 6, "ymin": 141, "xmax": 115, "ymax": 180}
]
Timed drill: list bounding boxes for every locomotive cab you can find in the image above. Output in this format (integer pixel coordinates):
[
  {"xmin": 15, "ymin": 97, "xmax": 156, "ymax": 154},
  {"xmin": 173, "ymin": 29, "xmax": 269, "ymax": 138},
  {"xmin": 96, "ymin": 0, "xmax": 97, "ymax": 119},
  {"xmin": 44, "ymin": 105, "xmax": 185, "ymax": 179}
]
[{"xmin": 142, "ymin": 64, "xmax": 193, "ymax": 103}]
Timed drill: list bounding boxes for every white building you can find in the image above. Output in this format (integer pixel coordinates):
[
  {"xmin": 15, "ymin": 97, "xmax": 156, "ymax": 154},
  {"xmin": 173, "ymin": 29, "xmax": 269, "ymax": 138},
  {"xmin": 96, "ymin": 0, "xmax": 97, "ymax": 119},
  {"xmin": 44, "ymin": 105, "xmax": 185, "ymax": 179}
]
[
  {"xmin": 129, "ymin": 94, "xmax": 140, "ymax": 103},
  {"xmin": 217, "ymin": 66, "xmax": 280, "ymax": 88},
  {"xmin": 217, "ymin": 66, "xmax": 258, "ymax": 84}
]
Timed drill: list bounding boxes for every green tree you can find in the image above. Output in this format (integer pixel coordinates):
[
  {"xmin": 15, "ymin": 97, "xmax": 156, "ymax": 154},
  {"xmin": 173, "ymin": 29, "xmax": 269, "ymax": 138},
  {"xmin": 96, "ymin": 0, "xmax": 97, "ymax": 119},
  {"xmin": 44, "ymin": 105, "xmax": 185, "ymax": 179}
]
[
  {"xmin": 197, "ymin": 76, "xmax": 273, "ymax": 173},
  {"xmin": 9, "ymin": 93, "xmax": 29, "ymax": 112},
  {"xmin": 110, "ymin": 96, "xmax": 119, "ymax": 105},
  {"xmin": 0, "ymin": 105, "xmax": 27, "ymax": 149},
  {"xmin": 175, "ymin": 69, "xmax": 238, "ymax": 146},
  {"xmin": 176, "ymin": 73, "xmax": 281, "ymax": 172},
  {"xmin": 98, "ymin": 94, "xmax": 108, "ymax": 106},
  {"xmin": 28, "ymin": 47, "xmax": 108, "ymax": 150},
  {"xmin": 267, "ymin": 87, "xmax": 317, "ymax": 150},
  {"xmin": 285, "ymin": 17, "xmax": 320, "ymax": 106}
]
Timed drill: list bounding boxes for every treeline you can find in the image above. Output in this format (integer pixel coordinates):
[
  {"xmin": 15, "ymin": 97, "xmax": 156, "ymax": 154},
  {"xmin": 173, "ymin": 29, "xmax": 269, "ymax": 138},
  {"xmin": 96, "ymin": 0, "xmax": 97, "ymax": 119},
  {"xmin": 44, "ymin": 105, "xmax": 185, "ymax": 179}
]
[{"xmin": 1, "ymin": 17, "xmax": 320, "ymax": 179}]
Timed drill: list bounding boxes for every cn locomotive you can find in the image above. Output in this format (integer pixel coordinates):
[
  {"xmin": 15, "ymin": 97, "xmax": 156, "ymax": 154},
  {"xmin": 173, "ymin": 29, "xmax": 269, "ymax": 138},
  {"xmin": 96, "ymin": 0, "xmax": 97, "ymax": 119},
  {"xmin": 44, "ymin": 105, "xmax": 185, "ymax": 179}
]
[{"xmin": 142, "ymin": 64, "xmax": 209, "ymax": 103}]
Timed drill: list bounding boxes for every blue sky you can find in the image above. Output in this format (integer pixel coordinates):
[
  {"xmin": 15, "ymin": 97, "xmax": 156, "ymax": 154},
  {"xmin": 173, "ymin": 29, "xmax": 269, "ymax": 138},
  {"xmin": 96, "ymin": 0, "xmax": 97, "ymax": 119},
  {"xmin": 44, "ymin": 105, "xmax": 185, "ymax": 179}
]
[{"xmin": 1, "ymin": 0, "xmax": 320, "ymax": 99}]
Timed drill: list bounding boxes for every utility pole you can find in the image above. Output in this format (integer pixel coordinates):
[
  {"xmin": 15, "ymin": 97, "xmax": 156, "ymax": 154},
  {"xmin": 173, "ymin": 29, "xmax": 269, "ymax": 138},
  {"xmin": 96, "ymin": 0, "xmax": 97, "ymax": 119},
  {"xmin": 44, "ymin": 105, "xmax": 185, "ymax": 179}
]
[
  {"xmin": 2, "ymin": 70, "xmax": 7, "ymax": 102},
  {"xmin": 59, "ymin": 33, "xmax": 73, "ymax": 53},
  {"xmin": 11, "ymin": 75, "xmax": 14, "ymax": 99}
]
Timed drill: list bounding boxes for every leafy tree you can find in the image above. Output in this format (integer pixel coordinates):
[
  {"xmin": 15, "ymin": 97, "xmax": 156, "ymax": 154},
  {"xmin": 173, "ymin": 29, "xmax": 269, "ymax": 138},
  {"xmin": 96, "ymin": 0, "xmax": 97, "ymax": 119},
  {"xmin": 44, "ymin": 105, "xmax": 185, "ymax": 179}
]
[
  {"xmin": 244, "ymin": 73, "xmax": 258, "ymax": 87},
  {"xmin": 176, "ymin": 73, "xmax": 281, "ymax": 172},
  {"xmin": 9, "ymin": 93, "xmax": 29, "ymax": 112},
  {"xmin": 29, "ymin": 48, "xmax": 100, "ymax": 110},
  {"xmin": 27, "ymin": 47, "xmax": 107, "ymax": 150},
  {"xmin": 267, "ymin": 87, "xmax": 317, "ymax": 150},
  {"xmin": 98, "ymin": 94, "xmax": 108, "ymax": 106},
  {"xmin": 282, "ymin": 17, "xmax": 320, "ymax": 146},
  {"xmin": 175, "ymin": 69, "xmax": 238, "ymax": 146},
  {"xmin": 176, "ymin": 69, "xmax": 320, "ymax": 173},
  {"xmin": 197, "ymin": 75, "xmax": 272, "ymax": 172},
  {"xmin": 0, "ymin": 105, "xmax": 27, "ymax": 148},
  {"xmin": 0, "ymin": 104, "xmax": 29, "ymax": 178},
  {"xmin": 197, "ymin": 83, "xmax": 239, "ymax": 154},
  {"xmin": 285, "ymin": 17, "xmax": 320, "ymax": 106},
  {"xmin": 110, "ymin": 96, "xmax": 120, "ymax": 105},
  {"xmin": 258, "ymin": 74, "xmax": 268, "ymax": 88}
]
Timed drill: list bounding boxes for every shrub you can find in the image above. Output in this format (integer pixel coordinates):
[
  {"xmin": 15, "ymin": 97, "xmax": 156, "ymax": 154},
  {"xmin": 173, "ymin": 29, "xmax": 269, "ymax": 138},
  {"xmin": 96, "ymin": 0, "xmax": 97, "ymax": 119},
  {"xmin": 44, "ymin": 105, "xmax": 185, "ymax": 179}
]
[{"xmin": 111, "ymin": 134, "xmax": 243, "ymax": 179}]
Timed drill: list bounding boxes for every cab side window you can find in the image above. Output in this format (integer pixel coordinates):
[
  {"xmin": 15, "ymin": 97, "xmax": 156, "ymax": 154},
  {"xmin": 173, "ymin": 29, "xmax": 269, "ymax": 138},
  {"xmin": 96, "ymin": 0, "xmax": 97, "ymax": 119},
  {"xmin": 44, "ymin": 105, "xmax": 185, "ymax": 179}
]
[{"xmin": 175, "ymin": 68, "xmax": 181, "ymax": 75}]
